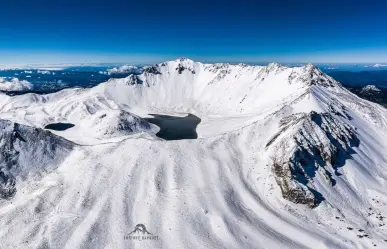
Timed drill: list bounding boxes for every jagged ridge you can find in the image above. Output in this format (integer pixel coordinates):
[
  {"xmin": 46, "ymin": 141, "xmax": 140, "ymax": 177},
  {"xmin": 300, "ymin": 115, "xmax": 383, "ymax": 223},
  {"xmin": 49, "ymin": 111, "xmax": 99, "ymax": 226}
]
[
  {"xmin": 267, "ymin": 111, "xmax": 359, "ymax": 207},
  {"xmin": 0, "ymin": 119, "xmax": 74, "ymax": 198}
]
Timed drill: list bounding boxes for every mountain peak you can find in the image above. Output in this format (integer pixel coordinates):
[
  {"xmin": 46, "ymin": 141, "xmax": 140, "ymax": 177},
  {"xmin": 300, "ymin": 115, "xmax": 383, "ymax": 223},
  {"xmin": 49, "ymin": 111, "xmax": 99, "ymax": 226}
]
[
  {"xmin": 266, "ymin": 62, "xmax": 283, "ymax": 71},
  {"xmin": 361, "ymin": 84, "xmax": 381, "ymax": 93},
  {"xmin": 296, "ymin": 63, "xmax": 338, "ymax": 87},
  {"xmin": 304, "ymin": 63, "xmax": 317, "ymax": 70},
  {"xmin": 175, "ymin": 57, "xmax": 196, "ymax": 64},
  {"xmin": 267, "ymin": 62, "xmax": 282, "ymax": 68},
  {"xmin": 177, "ymin": 57, "xmax": 190, "ymax": 61}
]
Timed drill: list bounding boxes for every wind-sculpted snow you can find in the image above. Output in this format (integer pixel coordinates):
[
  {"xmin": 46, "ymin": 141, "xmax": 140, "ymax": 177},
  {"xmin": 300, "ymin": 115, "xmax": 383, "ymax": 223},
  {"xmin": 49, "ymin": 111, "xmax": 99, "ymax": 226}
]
[{"xmin": 0, "ymin": 59, "xmax": 387, "ymax": 248}]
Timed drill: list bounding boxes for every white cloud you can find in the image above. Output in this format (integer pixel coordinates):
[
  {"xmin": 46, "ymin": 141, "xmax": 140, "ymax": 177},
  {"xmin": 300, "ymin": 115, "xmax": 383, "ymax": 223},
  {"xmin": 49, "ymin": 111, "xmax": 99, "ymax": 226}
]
[
  {"xmin": 373, "ymin": 64, "xmax": 387, "ymax": 68},
  {"xmin": 107, "ymin": 65, "xmax": 143, "ymax": 75},
  {"xmin": 37, "ymin": 70, "xmax": 52, "ymax": 75},
  {"xmin": 36, "ymin": 67, "xmax": 65, "ymax": 71},
  {"xmin": 0, "ymin": 77, "xmax": 33, "ymax": 91}
]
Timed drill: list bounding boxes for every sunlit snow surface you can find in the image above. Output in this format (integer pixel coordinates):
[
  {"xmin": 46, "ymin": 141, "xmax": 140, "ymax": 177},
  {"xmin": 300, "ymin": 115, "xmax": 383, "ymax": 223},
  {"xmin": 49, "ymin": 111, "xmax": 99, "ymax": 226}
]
[{"xmin": 0, "ymin": 58, "xmax": 387, "ymax": 248}]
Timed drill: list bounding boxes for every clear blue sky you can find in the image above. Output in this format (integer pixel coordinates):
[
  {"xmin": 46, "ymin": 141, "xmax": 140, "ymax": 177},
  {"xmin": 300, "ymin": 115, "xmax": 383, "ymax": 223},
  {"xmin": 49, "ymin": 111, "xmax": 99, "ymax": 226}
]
[{"xmin": 1, "ymin": 0, "xmax": 386, "ymax": 64}]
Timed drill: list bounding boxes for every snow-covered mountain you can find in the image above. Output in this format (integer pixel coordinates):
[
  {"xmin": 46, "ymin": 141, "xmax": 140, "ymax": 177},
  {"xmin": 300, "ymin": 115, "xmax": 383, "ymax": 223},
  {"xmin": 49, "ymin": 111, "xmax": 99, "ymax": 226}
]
[
  {"xmin": 351, "ymin": 85, "xmax": 387, "ymax": 108},
  {"xmin": 0, "ymin": 58, "xmax": 387, "ymax": 248},
  {"xmin": 360, "ymin": 85, "xmax": 381, "ymax": 94},
  {"xmin": 0, "ymin": 119, "xmax": 73, "ymax": 198}
]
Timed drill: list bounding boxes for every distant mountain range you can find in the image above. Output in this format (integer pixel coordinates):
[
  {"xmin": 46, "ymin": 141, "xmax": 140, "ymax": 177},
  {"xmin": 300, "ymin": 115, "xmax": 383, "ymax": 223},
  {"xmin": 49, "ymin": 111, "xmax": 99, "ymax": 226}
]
[{"xmin": 2, "ymin": 63, "xmax": 387, "ymax": 108}]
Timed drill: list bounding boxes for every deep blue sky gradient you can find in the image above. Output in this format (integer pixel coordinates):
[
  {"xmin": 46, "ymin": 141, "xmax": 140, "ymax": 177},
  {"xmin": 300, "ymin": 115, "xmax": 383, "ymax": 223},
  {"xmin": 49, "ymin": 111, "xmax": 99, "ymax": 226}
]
[{"xmin": 1, "ymin": 0, "xmax": 386, "ymax": 64}]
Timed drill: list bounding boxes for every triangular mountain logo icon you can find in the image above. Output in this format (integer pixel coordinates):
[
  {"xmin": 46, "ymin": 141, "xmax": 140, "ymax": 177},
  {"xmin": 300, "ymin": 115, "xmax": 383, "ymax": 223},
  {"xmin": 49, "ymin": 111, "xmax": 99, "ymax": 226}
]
[{"xmin": 129, "ymin": 224, "xmax": 152, "ymax": 235}]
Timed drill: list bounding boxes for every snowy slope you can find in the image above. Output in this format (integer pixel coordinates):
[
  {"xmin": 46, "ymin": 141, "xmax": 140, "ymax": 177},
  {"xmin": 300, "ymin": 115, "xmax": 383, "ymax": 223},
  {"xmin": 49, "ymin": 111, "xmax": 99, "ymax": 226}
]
[
  {"xmin": 0, "ymin": 58, "xmax": 387, "ymax": 248},
  {"xmin": 0, "ymin": 119, "xmax": 73, "ymax": 198}
]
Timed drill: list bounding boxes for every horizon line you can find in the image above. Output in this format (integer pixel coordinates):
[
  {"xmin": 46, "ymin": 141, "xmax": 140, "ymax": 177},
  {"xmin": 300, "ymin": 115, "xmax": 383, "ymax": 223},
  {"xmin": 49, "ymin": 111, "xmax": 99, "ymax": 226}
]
[{"xmin": 1, "ymin": 59, "xmax": 387, "ymax": 68}]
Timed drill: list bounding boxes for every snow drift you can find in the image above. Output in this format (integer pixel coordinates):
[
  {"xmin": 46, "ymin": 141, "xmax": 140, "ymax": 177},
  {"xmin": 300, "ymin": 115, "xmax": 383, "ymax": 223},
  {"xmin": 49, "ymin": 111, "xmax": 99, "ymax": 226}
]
[{"xmin": 0, "ymin": 58, "xmax": 387, "ymax": 248}]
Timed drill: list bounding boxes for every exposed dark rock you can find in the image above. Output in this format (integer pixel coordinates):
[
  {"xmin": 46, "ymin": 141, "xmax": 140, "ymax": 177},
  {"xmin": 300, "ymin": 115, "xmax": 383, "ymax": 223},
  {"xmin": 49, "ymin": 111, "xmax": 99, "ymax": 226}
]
[
  {"xmin": 176, "ymin": 64, "xmax": 185, "ymax": 74},
  {"xmin": 272, "ymin": 159, "xmax": 318, "ymax": 207},
  {"xmin": 0, "ymin": 120, "xmax": 74, "ymax": 200},
  {"xmin": 143, "ymin": 65, "xmax": 161, "ymax": 75},
  {"xmin": 0, "ymin": 170, "xmax": 16, "ymax": 199},
  {"xmin": 175, "ymin": 64, "xmax": 196, "ymax": 75},
  {"xmin": 328, "ymin": 102, "xmax": 353, "ymax": 120},
  {"xmin": 125, "ymin": 74, "xmax": 143, "ymax": 85},
  {"xmin": 268, "ymin": 112, "xmax": 359, "ymax": 207},
  {"xmin": 288, "ymin": 64, "xmax": 338, "ymax": 87}
]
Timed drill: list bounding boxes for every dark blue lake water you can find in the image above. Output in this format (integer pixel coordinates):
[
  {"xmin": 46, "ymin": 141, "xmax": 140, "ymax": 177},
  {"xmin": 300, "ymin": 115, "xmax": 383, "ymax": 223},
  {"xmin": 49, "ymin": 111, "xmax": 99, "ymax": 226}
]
[
  {"xmin": 44, "ymin": 123, "xmax": 75, "ymax": 131},
  {"xmin": 145, "ymin": 114, "xmax": 201, "ymax": 140}
]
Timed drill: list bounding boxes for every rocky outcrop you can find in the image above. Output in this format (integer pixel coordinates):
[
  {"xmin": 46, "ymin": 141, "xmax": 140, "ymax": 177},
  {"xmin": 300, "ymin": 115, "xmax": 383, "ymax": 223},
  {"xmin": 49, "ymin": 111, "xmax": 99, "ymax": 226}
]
[
  {"xmin": 272, "ymin": 155, "xmax": 318, "ymax": 207},
  {"xmin": 125, "ymin": 74, "xmax": 143, "ymax": 85},
  {"xmin": 0, "ymin": 170, "xmax": 16, "ymax": 199},
  {"xmin": 267, "ymin": 111, "xmax": 359, "ymax": 207},
  {"xmin": 143, "ymin": 65, "xmax": 161, "ymax": 75},
  {"xmin": 0, "ymin": 120, "xmax": 74, "ymax": 199},
  {"xmin": 327, "ymin": 102, "xmax": 352, "ymax": 120},
  {"xmin": 175, "ymin": 64, "xmax": 196, "ymax": 74},
  {"xmin": 288, "ymin": 64, "xmax": 337, "ymax": 87}
]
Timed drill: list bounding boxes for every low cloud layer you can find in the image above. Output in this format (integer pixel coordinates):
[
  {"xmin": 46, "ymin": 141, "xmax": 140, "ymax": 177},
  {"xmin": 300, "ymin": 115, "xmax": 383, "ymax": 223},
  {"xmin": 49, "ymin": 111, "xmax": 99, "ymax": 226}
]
[
  {"xmin": 373, "ymin": 64, "xmax": 387, "ymax": 68},
  {"xmin": 0, "ymin": 77, "xmax": 33, "ymax": 91},
  {"xmin": 365, "ymin": 64, "xmax": 387, "ymax": 68},
  {"xmin": 107, "ymin": 65, "xmax": 143, "ymax": 75}
]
